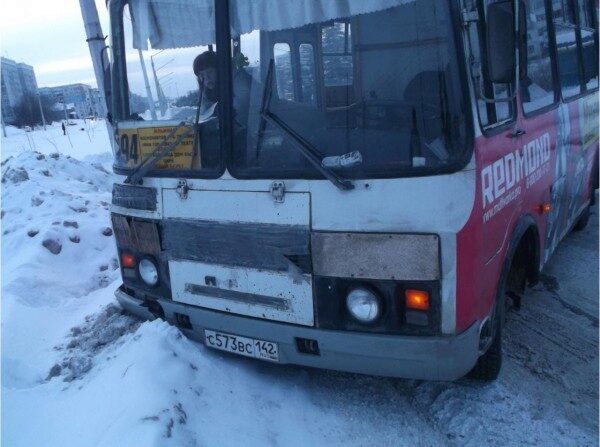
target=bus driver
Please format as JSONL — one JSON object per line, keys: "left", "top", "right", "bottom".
{"left": 193, "top": 51, "right": 219, "bottom": 118}
{"left": 193, "top": 50, "right": 252, "bottom": 127}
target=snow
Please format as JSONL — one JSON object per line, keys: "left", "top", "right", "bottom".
{"left": 139, "top": 105, "right": 193, "bottom": 121}
{"left": 1, "top": 124, "right": 598, "bottom": 446}
{"left": 2, "top": 119, "right": 112, "bottom": 162}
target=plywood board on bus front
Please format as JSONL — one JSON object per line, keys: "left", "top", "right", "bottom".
{"left": 311, "top": 232, "right": 440, "bottom": 281}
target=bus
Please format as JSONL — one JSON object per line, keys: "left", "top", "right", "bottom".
{"left": 107, "top": 0, "right": 599, "bottom": 381}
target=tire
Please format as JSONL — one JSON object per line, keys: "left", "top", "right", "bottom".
{"left": 468, "top": 220, "right": 538, "bottom": 381}
{"left": 467, "top": 300, "right": 503, "bottom": 381}
{"left": 573, "top": 205, "right": 590, "bottom": 232}
{"left": 468, "top": 247, "right": 511, "bottom": 381}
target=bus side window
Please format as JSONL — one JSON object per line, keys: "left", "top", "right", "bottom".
{"left": 552, "top": 0, "right": 583, "bottom": 98}
{"left": 321, "top": 21, "right": 354, "bottom": 107}
{"left": 273, "top": 43, "right": 295, "bottom": 101}
{"left": 522, "top": 0, "right": 557, "bottom": 114}
{"left": 469, "top": 0, "right": 515, "bottom": 129}
{"left": 577, "top": 0, "right": 599, "bottom": 90}
{"left": 299, "top": 43, "right": 317, "bottom": 105}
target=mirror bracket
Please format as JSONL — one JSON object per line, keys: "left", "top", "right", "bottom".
{"left": 461, "top": 9, "right": 479, "bottom": 27}
{"left": 473, "top": 75, "right": 517, "bottom": 104}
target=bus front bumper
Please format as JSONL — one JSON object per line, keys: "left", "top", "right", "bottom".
{"left": 116, "top": 287, "right": 480, "bottom": 381}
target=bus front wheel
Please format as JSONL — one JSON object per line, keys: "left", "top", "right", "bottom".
{"left": 573, "top": 205, "right": 591, "bottom": 232}
{"left": 468, "top": 238, "right": 516, "bottom": 381}
{"left": 468, "top": 222, "right": 539, "bottom": 381}
{"left": 467, "top": 297, "right": 503, "bottom": 381}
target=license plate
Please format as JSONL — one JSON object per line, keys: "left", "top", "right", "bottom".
{"left": 204, "top": 330, "right": 279, "bottom": 362}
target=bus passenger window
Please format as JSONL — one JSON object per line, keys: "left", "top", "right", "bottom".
{"left": 522, "top": 0, "right": 557, "bottom": 113}
{"left": 274, "top": 43, "right": 295, "bottom": 101}
{"left": 299, "top": 44, "right": 317, "bottom": 105}
{"left": 578, "top": 0, "right": 599, "bottom": 90}
{"left": 552, "top": 0, "right": 582, "bottom": 98}
{"left": 322, "top": 22, "right": 354, "bottom": 107}
{"left": 578, "top": 0, "right": 592, "bottom": 27}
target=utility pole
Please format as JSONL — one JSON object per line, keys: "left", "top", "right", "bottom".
{"left": 79, "top": 0, "right": 113, "bottom": 145}
{"left": 150, "top": 52, "right": 168, "bottom": 116}
{"left": 138, "top": 49, "right": 157, "bottom": 120}
{"left": 37, "top": 93, "right": 47, "bottom": 130}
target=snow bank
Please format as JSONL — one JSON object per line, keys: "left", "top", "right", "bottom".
{"left": 5, "top": 318, "right": 365, "bottom": 446}
{"left": 1, "top": 119, "right": 112, "bottom": 161}
{"left": 1, "top": 151, "right": 119, "bottom": 389}
{"left": 1, "top": 151, "right": 116, "bottom": 303}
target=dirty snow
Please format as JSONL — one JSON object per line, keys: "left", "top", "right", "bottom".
{"left": 1, "top": 124, "right": 598, "bottom": 446}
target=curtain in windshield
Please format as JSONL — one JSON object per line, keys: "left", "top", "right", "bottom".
{"left": 130, "top": 0, "right": 413, "bottom": 49}
{"left": 229, "top": 0, "right": 468, "bottom": 179}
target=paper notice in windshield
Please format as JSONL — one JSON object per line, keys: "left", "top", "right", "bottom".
{"left": 118, "top": 126, "right": 197, "bottom": 170}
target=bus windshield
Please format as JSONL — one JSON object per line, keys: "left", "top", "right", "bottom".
{"left": 230, "top": 0, "right": 469, "bottom": 179}
{"left": 112, "top": 0, "right": 470, "bottom": 179}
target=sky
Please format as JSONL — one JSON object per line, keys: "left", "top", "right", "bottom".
{"left": 0, "top": 0, "right": 262, "bottom": 99}
{"left": 1, "top": 0, "right": 218, "bottom": 99}
{"left": 1, "top": 0, "right": 216, "bottom": 99}
{"left": 1, "top": 0, "right": 110, "bottom": 88}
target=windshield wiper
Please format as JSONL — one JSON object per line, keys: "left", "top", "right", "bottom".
{"left": 191, "top": 79, "right": 205, "bottom": 155}
{"left": 125, "top": 121, "right": 194, "bottom": 185}
{"left": 256, "top": 60, "right": 354, "bottom": 191}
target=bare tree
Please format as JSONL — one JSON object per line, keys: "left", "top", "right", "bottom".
{"left": 12, "top": 94, "right": 61, "bottom": 128}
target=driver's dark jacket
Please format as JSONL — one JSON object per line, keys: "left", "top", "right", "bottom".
{"left": 198, "top": 68, "right": 253, "bottom": 168}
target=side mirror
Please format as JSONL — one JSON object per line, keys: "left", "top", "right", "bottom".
{"left": 103, "top": 64, "right": 113, "bottom": 122}
{"left": 100, "top": 45, "right": 113, "bottom": 122}
{"left": 486, "top": 0, "right": 516, "bottom": 84}
{"left": 517, "top": 2, "right": 528, "bottom": 80}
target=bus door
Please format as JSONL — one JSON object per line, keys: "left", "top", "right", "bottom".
{"left": 319, "top": 20, "right": 357, "bottom": 129}
{"left": 259, "top": 27, "right": 321, "bottom": 106}
{"left": 517, "top": 0, "right": 563, "bottom": 264}
{"left": 542, "top": 0, "right": 599, "bottom": 261}
{"left": 261, "top": 21, "right": 358, "bottom": 133}
{"left": 462, "top": 0, "right": 525, "bottom": 262}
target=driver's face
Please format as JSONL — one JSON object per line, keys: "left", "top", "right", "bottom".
{"left": 199, "top": 67, "right": 217, "bottom": 90}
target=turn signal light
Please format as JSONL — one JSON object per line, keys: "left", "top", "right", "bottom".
{"left": 121, "top": 252, "right": 135, "bottom": 268}
{"left": 405, "top": 289, "right": 429, "bottom": 311}
{"left": 539, "top": 202, "right": 552, "bottom": 214}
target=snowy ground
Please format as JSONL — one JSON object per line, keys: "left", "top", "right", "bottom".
{"left": 2, "top": 120, "right": 112, "bottom": 161}
{"left": 1, "top": 123, "right": 598, "bottom": 446}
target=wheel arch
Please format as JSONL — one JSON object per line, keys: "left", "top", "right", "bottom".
{"left": 478, "top": 214, "right": 541, "bottom": 350}
{"left": 503, "top": 214, "right": 541, "bottom": 294}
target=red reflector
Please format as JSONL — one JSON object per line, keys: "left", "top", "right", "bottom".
{"left": 405, "top": 289, "right": 430, "bottom": 311}
{"left": 121, "top": 252, "right": 135, "bottom": 268}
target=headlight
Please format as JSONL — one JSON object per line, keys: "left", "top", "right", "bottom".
{"left": 346, "top": 287, "right": 381, "bottom": 323}
{"left": 138, "top": 258, "right": 159, "bottom": 287}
